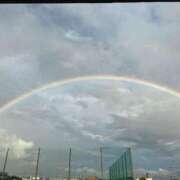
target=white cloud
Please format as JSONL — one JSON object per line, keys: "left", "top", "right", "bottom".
{"left": 134, "top": 167, "right": 170, "bottom": 177}
{"left": 65, "top": 30, "right": 92, "bottom": 42}
{"left": 81, "top": 130, "right": 107, "bottom": 142}
{"left": 75, "top": 166, "right": 99, "bottom": 175}
{"left": 117, "top": 87, "right": 131, "bottom": 94}
{"left": 0, "top": 129, "right": 34, "bottom": 159}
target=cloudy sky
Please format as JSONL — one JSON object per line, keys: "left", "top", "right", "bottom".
{"left": 0, "top": 3, "right": 180, "bottom": 178}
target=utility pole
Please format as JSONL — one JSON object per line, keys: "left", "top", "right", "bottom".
{"left": 100, "top": 147, "right": 103, "bottom": 179}
{"left": 3, "top": 148, "right": 9, "bottom": 174}
{"left": 35, "top": 148, "right": 40, "bottom": 180}
{"left": 68, "top": 148, "right": 72, "bottom": 180}
{"left": 0, "top": 148, "right": 3, "bottom": 173}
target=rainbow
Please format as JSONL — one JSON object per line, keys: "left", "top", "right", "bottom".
{"left": 0, "top": 75, "right": 180, "bottom": 113}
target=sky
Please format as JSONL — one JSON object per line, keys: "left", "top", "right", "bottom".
{"left": 0, "top": 3, "right": 180, "bottom": 179}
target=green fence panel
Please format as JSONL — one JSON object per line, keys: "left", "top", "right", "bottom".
{"left": 109, "top": 148, "right": 134, "bottom": 180}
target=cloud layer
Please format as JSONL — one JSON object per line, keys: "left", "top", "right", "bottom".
{"left": 0, "top": 129, "right": 34, "bottom": 159}
{"left": 0, "top": 3, "right": 180, "bottom": 178}
{"left": 0, "top": 80, "right": 180, "bottom": 177}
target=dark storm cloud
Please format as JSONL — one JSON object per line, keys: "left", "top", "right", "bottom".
{"left": 26, "top": 5, "right": 98, "bottom": 40}
{"left": 0, "top": 3, "right": 180, "bottom": 108}
{"left": 107, "top": 99, "right": 180, "bottom": 172}
{"left": 0, "top": 4, "right": 179, "bottom": 102}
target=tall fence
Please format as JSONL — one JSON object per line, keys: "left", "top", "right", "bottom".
{"left": 109, "top": 148, "right": 134, "bottom": 180}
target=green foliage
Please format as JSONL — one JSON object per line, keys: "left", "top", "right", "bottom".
{"left": 0, "top": 172, "right": 22, "bottom": 180}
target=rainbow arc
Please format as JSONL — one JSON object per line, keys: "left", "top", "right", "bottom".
{"left": 0, "top": 75, "right": 180, "bottom": 113}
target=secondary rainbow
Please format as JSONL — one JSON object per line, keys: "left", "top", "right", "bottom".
{"left": 0, "top": 75, "right": 180, "bottom": 113}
